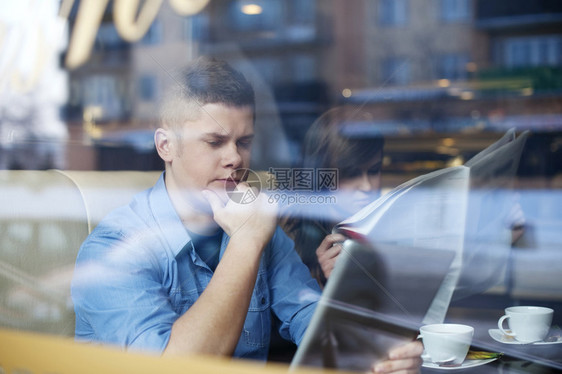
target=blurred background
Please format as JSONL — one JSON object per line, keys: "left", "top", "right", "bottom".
{"left": 0, "top": 0, "right": 561, "bottom": 348}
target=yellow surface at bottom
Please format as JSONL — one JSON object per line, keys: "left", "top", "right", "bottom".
{"left": 0, "top": 328, "right": 350, "bottom": 374}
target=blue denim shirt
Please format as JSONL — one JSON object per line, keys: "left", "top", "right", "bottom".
{"left": 71, "top": 174, "right": 321, "bottom": 360}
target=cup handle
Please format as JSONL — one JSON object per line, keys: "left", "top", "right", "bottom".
{"left": 416, "top": 334, "right": 429, "bottom": 360}
{"left": 498, "top": 315, "right": 516, "bottom": 336}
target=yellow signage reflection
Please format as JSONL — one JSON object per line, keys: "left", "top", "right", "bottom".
{"left": 63, "top": 0, "right": 210, "bottom": 69}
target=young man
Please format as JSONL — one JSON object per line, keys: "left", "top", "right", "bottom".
{"left": 71, "top": 57, "right": 422, "bottom": 373}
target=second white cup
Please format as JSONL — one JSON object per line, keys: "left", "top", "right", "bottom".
{"left": 498, "top": 306, "right": 553, "bottom": 343}
{"left": 419, "top": 324, "right": 474, "bottom": 366}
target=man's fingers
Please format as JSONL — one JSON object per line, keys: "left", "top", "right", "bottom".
{"left": 201, "top": 190, "right": 225, "bottom": 214}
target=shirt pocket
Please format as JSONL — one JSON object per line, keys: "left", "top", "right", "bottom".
{"left": 243, "top": 270, "right": 271, "bottom": 348}
{"left": 169, "top": 286, "right": 198, "bottom": 315}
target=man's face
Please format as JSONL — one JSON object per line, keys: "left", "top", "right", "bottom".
{"left": 163, "top": 103, "right": 254, "bottom": 206}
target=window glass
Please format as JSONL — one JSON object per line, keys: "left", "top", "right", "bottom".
{"left": 184, "top": 13, "right": 209, "bottom": 41}
{"left": 2, "top": 1, "right": 562, "bottom": 372}
{"left": 95, "top": 24, "right": 125, "bottom": 50}
{"left": 290, "top": 0, "right": 315, "bottom": 25}
{"left": 502, "top": 35, "right": 562, "bottom": 68}
{"left": 138, "top": 75, "right": 158, "bottom": 101}
{"left": 437, "top": 53, "right": 470, "bottom": 80}
{"left": 378, "top": 0, "right": 409, "bottom": 26}
{"left": 381, "top": 57, "right": 411, "bottom": 85}
{"left": 140, "top": 20, "right": 162, "bottom": 45}
{"left": 440, "top": 0, "right": 471, "bottom": 22}
{"left": 291, "top": 54, "right": 317, "bottom": 83}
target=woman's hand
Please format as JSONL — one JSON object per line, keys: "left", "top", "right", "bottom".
{"left": 315, "top": 233, "right": 347, "bottom": 278}
{"left": 372, "top": 340, "right": 424, "bottom": 374}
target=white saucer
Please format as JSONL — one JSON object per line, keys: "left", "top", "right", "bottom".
{"left": 422, "top": 355, "right": 497, "bottom": 370}
{"left": 488, "top": 329, "right": 562, "bottom": 345}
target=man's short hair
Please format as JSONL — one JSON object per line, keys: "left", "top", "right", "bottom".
{"left": 160, "top": 57, "right": 255, "bottom": 129}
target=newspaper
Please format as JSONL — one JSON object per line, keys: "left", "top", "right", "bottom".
{"left": 334, "top": 129, "right": 529, "bottom": 324}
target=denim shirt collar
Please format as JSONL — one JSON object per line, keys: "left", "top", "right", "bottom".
{"left": 148, "top": 173, "right": 192, "bottom": 257}
{"left": 147, "top": 173, "right": 232, "bottom": 261}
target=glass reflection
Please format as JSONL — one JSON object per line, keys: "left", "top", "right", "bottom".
{"left": 0, "top": 0, "right": 561, "bottom": 372}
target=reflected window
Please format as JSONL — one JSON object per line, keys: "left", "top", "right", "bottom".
{"left": 291, "top": 54, "right": 317, "bottom": 83}
{"left": 378, "top": 0, "right": 409, "bottom": 27}
{"left": 286, "top": 0, "right": 317, "bottom": 41}
{"left": 290, "top": 0, "right": 316, "bottom": 24}
{"left": 437, "top": 53, "right": 470, "bottom": 80}
{"left": 138, "top": 75, "right": 158, "bottom": 101}
{"left": 184, "top": 14, "right": 209, "bottom": 41}
{"left": 381, "top": 57, "right": 411, "bottom": 85}
{"left": 440, "top": 0, "right": 471, "bottom": 23}
{"left": 501, "top": 35, "right": 562, "bottom": 68}
{"left": 141, "top": 20, "right": 162, "bottom": 45}
{"left": 95, "top": 24, "right": 125, "bottom": 50}
{"left": 82, "top": 75, "right": 125, "bottom": 120}
{"left": 252, "top": 57, "right": 283, "bottom": 84}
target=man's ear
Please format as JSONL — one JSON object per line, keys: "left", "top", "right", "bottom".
{"left": 154, "top": 128, "right": 174, "bottom": 162}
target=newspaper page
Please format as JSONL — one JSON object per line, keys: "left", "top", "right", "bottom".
{"left": 454, "top": 130, "right": 529, "bottom": 299}
{"left": 333, "top": 129, "right": 529, "bottom": 324}
{"left": 335, "top": 166, "right": 470, "bottom": 325}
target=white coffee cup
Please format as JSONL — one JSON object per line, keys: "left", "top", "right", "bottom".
{"left": 419, "top": 324, "right": 474, "bottom": 366}
{"left": 498, "top": 306, "right": 553, "bottom": 343}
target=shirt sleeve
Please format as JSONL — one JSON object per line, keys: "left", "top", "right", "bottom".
{"left": 71, "top": 228, "right": 177, "bottom": 353}
{"left": 266, "top": 226, "right": 322, "bottom": 345}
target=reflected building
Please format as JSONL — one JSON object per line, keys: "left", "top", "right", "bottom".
{"left": 335, "top": 0, "right": 562, "bottom": 181}
{"left": 340, "top": 0, "right": 562, "bottom": 127}
{"left": 198, "top": 0, "right": 332, "bottom": 168}
{"left": 65, "top": 2, "right": 200, "bottom": 170}
{"left": 65, "top": 0, "right": 332, "bottom": 170}
{"left": 475, "top": 0, "right": 562, "bottom": 180}
{"left": 63, "top": 0, "right": 562, "bottom": 178}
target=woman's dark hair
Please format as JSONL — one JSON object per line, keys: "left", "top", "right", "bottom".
{"left": 302, "top": 106, "right": 385, "bottom": 179}
{"left": 281, "top": 106, "right": 385, "bottom": 286}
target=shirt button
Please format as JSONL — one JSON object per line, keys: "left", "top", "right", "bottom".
{"left": 261, "top": 297, "right": 266, "bottom": 305}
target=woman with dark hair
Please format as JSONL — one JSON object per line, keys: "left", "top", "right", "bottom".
{"left": 282, "top": 106, "right": 385, "bottom": 286}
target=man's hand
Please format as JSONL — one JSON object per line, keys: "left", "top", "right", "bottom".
{"left": 372, "top": 340, "right": 424, "bottom": 374}
{"left": 203, "top": 182, "right": 277, "bottom": 246}
{"left": 316, "top": 233, "right": 346, "bottom": 278}
{"left": 165, "top": 183, "right": 278, "bottom": 357}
